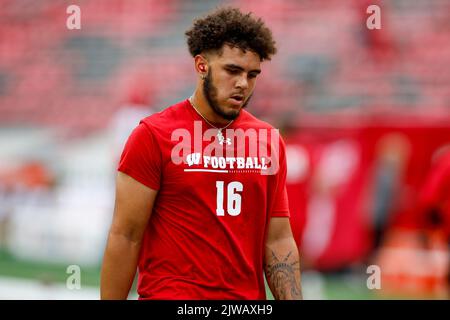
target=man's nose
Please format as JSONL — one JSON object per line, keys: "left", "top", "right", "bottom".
{"left": 235, "top": 75, "right": 249, "bottom": 90}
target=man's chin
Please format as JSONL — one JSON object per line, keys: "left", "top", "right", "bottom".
{"left": 221, "top": 110, "right": 240, "bottom": 121}
{"left": 211, "top": 103, "right": 242, "bottom": 121}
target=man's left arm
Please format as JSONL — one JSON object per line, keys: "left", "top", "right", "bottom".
{"left": 264, "top": 217, "right": 303, "bottom": 300}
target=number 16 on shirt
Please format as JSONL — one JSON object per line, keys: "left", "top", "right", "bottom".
{"left": 216, "top": 181, "right": 243, "bottom": 216}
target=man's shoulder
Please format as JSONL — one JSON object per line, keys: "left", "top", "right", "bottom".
{"left": 239, "top": 109, "right": 277, "bottom": 131}
{"left": 238, "top": 110, "right": 286, "bottom": 150}
{"left": 140, "top": 99, "right": 189, "bottom": 131}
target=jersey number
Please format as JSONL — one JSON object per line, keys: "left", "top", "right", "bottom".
{"left": 216, "top": 181, "right": 243, "bottom": 216}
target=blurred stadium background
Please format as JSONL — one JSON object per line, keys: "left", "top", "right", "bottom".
{"left": 0, "top": 0, "right": 449, "bottom": 299}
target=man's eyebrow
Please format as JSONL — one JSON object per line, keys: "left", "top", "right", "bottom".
{"left": 224, "top": 64, "right": 261, "bottom": 74}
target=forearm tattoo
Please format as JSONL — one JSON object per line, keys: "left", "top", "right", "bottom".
{"left": 265, "top": 250, "right": 303, "bottom": 300}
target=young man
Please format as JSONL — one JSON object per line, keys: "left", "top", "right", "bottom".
{"left": 101, "top": 7, "right": 302, "bottom": 300}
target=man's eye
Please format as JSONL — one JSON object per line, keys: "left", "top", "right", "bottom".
{"left": 227, "top": 69, "right": 240, "bottom": 74}
{"left": 248, "top": 73, "right": 258, "bottom": 79}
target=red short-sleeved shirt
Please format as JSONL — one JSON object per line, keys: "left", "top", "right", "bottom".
{"left": 417, "top": 152, "right": 450, "bottom": 237}
{"left": 118, "top": 99, "right": 290, "bottom": 299}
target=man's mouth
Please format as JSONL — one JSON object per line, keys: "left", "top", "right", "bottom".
{"left": 229, "top": 94, "right": 244, "bottom": 105}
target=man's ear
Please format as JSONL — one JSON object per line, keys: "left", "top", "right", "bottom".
{"left": 194, "top": 55, "right": 209, "bottom": 77}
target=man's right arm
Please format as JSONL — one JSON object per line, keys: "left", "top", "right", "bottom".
{"left": 100, "top": 171, "right": 158, "bottom": 299}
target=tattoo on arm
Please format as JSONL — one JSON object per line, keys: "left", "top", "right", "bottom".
{"left": 265, "top": 250, "right": 303, "bottom": 300}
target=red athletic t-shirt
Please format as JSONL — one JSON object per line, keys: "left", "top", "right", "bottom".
{"left": 118, "top": 99, "right": 290, "bottom": 299}
{"left": 416, "top": 152, "right": 450, "bottom": 237}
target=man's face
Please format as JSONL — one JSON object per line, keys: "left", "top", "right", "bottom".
{"left": 203, "top": 45, "right": 261, "bottom": 120}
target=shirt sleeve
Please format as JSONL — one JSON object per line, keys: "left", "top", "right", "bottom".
{"left": 270, "top": 135, "right": 290, "bottom": 217}
{"left": 117, "top": 121, "right": 162, "bottom": 190}
{"left": 419, "top": 157, "right": 450, "bottom": 207}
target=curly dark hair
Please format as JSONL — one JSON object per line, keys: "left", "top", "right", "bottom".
{"left": 185, "top": 7, "right": 277, "bottom": 61}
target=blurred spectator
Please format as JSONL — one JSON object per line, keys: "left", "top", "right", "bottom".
{"left": 370, "top": 133, "right": 411, "bottom": 248}
{"left": 415, "top": 145, "right": 450, "bottom": 241}
{"left": 108, "top": 73, "right": 155, "bottom": 161}
{"left": 373, "top": 144, "right": 450, "bottom": 299}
